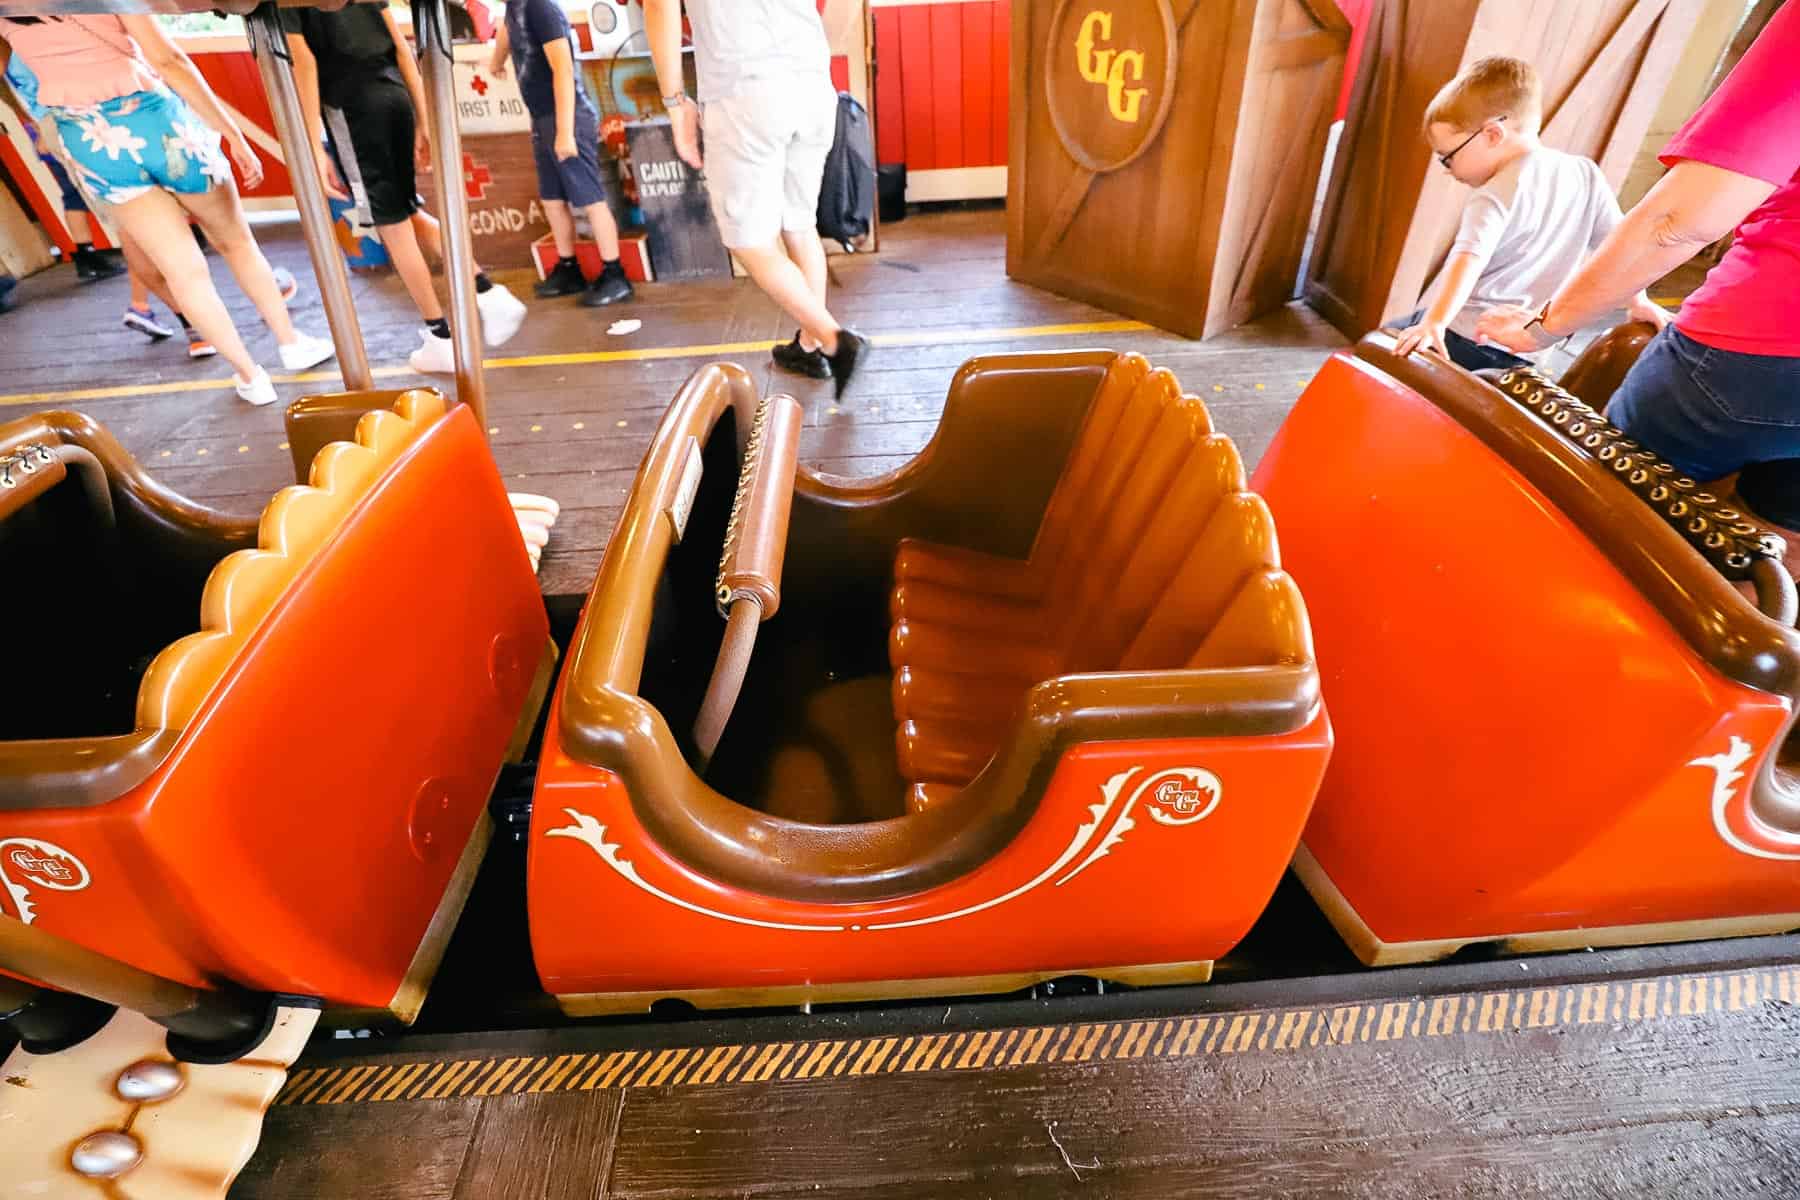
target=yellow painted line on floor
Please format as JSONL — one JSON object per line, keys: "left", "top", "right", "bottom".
{"left": 0, "top": 319, "right": 1155, "bottom": 411}
{"left": 276, "top": 963, "right": 1800, "bottom": 1107}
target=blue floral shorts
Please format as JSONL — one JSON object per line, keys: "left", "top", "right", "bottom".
{"left": 50, "top": 87, "right": 231, "bottom": 206}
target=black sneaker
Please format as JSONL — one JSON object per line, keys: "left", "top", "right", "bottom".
{"left": 581, "top": 261, "right": 634, "bottom": 307}
{"left": 534, "top": 259, "right": 586, "bottom": 298}
{"left": 826, "top": 328, "right": 868, "bottom": 398}
{"left": 73, "top": 249, "right": 125, "bottom": 282}
{"left": 771, "top": 332, "right": 832, "bottom": 380}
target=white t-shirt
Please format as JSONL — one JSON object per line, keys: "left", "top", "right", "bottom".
{"left": 682, "top": 0, "right": 831, "bottom": 103}
{"left": 1435, "top": 147, "right": 1623, "bottom": 343}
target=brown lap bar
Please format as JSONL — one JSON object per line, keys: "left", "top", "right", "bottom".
{"left": 695, "top": 394, "right": 804, "bottom": 763}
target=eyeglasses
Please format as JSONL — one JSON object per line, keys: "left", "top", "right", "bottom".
{"left": 1439, "top": 116, "right": 1504, "bottom": 169}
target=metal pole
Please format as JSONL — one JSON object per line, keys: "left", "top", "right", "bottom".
{"left": 246, "top": 3, "right": 374, "bottom": 393}
{"left": 415, "top": 0, "right": 488, "bottom": 426}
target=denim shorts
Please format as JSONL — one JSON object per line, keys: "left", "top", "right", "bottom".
{"left": 529, "top": 102, "right": 606, "bottom": 210}
{"left": 1609, "top": 325, "right": 1800, "bottom": 526}
{"left": 50, "top": 87, "right": 230, "bottom": 207}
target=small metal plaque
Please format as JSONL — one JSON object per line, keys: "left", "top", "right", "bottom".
{"left": 668, "top": 437, "right": 704, "bottom": 541}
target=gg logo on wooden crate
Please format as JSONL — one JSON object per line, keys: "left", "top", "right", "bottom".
{"left": 1046, "top": 0, "right": 1176, "bottom": 171}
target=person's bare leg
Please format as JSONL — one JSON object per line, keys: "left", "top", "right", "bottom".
{"left": 119, "top": 232, "right": 176, "bottom": 311}
{"left": 407, "top": 208, "right": 485, "bottom": 278}
{"left": 780, "top": 228, "right": 829, "bottom": 350}
{"left": 111, "top": 189, "right": 259, "bottom": 380}
{"left": 733, "top": 241, "right": 840, "bottom": 352}
{"left": 377, "top": 217, "right": 445, "bottom": 322}
{"left": 581, "top": 201, "right": 621, "bottom": 259}
{"left": 175, "top": 183, "right": 300, "bottom": 344}
{"left": 542, "top": 199, "right": 577, "bottom": 258}
{"left": 64, "top": 209, "right": 94, "bottom": 245}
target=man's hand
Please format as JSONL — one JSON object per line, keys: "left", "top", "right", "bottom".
{"left": 313, "top": 147, "right": 349, "bottom": 201}
{"left": 1473, "top": 303, "right": 1553, "bottom": 354}
{"left": 489, "top": 54, "right": 508, "bottom": 79}
{"left": 230, "top": 137, "right": 265, "bottom": 190}
{"left": 1629, "top": 294, "right": 1674, "bottom": 332}
{"left": 554, "top": 129, "right": 578, "bottom": 162}
{"left": 1393, "top": 320, "right": 1450, "bottom": 360}
{"left": 669, "top": 97, "right": 701, "bottom": 170}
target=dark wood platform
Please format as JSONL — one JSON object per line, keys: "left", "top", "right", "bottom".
{"left": 236, "top": 942, "right": 1800, "bottom": 1198}
{"left": 0, "top": 206, "right": 1346, "bottom": 597}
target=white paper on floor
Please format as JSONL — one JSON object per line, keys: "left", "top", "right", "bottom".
{"left": 608, "top": 319, "right": 642, "bottom": 337}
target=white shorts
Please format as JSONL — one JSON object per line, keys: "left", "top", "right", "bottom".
{"left": 701, "top": 76, "right": 837, "bottom": 250}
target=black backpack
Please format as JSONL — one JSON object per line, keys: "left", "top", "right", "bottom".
{"left": 817, "top": 91, "right": 876, "bottom": 250}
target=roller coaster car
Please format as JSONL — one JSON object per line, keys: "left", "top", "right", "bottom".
{"left": 529, "top": 352, "right": 1334, "bottom": 1015}
{"left": 0, "top": 391, "right": 551, "bottom": 1021}
{"left": 1255, "top": 329, "right": 1800, "bottom": 967}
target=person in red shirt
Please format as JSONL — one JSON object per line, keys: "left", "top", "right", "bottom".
{"left": 1478, "top": 5, "right": 1800, "bottom": 525}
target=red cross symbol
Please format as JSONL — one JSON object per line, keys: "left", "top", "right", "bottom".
{"left": 463, "top": 154, "right": 492, "bottom": 201}
{"left": 470, "top": 73, "right": 489, "bottom": 97}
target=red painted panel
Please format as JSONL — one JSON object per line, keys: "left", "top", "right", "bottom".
{"left": 961, "top": 2, "right": 993, "bottom": 167}
{"left": 873, "top": 9, "right": 906, "bottom": 165}
{"left": 928, "top": 5, "right": 964, "bottom": 170}
{"left": 830, "top": 53, "right": 851, "bottom": 92}
{"left": 190, "top": 49, "right": 293, "bottom": 200}
{"left": 1334, "top": 0, "right": 1374, "bottom": 122}
{"left": 897, "top": 7, "right": 936, "bottom": 171}
{"left": 992, "top": 0, "right": 1011, "bottom": 168}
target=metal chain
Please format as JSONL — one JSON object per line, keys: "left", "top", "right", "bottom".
{"left": 1491, "top": 366, "right": 1786, "bottom": 579}
{"left": 715, "top": 397, "right": 772, "bottom": 615}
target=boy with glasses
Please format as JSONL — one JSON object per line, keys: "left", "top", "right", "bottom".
{"left": 1392, "top": 56, "right": 1666, "bottom": 371}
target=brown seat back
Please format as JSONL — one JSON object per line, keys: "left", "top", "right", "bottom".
{"left": 1122, "top": 491, "right": 1278, "bottom": 671}
{"left": 1025, "top": 353, "right": 1153, "bottom": 579}
{"left": 1558, "top": 320, "right": 1658, "bottom": 414}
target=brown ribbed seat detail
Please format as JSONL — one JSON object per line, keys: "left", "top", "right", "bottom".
{"left": 888, "top": 356, "right": 1313, "bottom": 791}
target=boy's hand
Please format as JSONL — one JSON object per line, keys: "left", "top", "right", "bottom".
{"left": 554, "top": 129, "right": 578, "bottom": 162}
{"left": 1394, "top": 320, "right": 1450, "bottom": 361}
{"left": 1474, "top": 303, "right": 1548, "bottom": 353}
{"left": 1629, "top": 295, "right": 1673, "bottom": 332}
{"left": 670, "top": 98, "right": 702, "bottom": 170}
{"left": 313, "top": 147, "right": 349, "bottom": 201}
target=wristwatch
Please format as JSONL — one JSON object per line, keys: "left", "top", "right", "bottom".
{"left": 1522, "top": 299, "right": 1570, "bottom": 350}
{"left": 662, "top": 91, "right": 692, "bottom": 109}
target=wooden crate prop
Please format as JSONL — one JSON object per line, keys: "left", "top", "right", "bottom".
{"left": 1007, "top": 0, "right": 1349, "bottom": 339}
{"left": 1305, "top": 0, "right": 1704, "bottom": 339}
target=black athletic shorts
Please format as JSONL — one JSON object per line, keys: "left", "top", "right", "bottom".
{"left": 329, "top": 75, "right": 421, "bottom": 227}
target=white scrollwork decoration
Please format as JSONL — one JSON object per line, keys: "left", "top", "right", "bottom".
{"left": 545, "top": 764, "right": 1221, "bottom": 931}
{"left": 1691, "top": 735, "right": 1800, "bottom": 863}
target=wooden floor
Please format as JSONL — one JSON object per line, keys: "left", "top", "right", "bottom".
{"left": 0, "top": 206, "right": 1346, "bottom": 597}
{"left": 236, "top": 942, "right": 1800, "bottom": 1199}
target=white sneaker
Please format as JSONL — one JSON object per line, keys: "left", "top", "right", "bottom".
{"left": 235, "top": 366, "right": 278, "bottom": 407}
{"left": 408, "top": 329, "right": 456, "bottom": 375}
{"left": 278, "top": 332, "right": 336, "bottom": 371}
{"left": 476, "top": 283, "right": 528, "bottom": 347}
